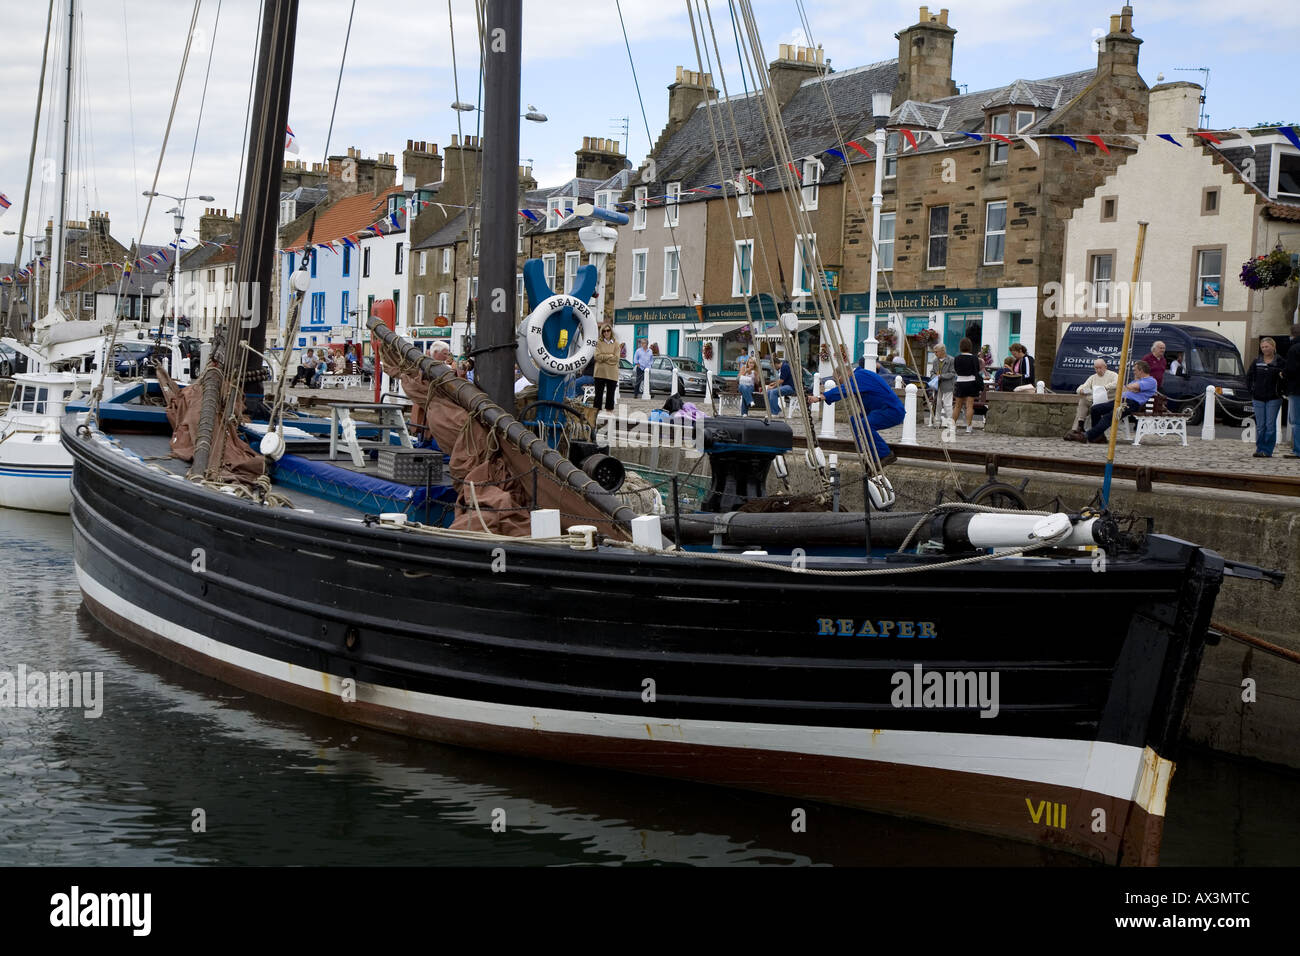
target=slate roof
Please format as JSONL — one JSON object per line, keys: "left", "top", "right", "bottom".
{"left": 413, "top": 209, "right": 471, "bottom": 250}
{"left": 640, "top": 60, "right": 1100, "bottom": 202}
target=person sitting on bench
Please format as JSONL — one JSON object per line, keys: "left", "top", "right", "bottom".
{"left": 1069, "top": 360, "right": 1156, "bottom": 444}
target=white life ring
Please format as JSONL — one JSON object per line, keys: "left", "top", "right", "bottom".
{"left": 522, "top": 294, "right": 598, "bottom": 377}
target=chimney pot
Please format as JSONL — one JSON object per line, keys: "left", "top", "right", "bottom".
{"left": 938, "top": 8, "right": 948, "bottom": 24}
{"left": 919, "top": 5, "right": 929, "bottom": 22}
{"left": 1109, "top": 13, "right": 1121, "bottom": 32}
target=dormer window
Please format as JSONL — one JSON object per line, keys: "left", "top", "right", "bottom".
{"left": 547, "top": 196, "right": 571, "bottom": 231}
{"left": 387, "top": 195, "right": 403, "bottom": 218}
{"left": 990, "top": 114, "right": 1011, "bottom": 164}
{"left": 280, "top": 200, "right": 295, "bottom": 226}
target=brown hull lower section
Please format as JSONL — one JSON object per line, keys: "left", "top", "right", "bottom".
{"left": 82, "top": 591, "right": 1165, "bottom": 865}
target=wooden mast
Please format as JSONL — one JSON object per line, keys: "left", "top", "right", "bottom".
{"left": 193, "top": 0, "right": 299, "bottom": 478}
{"left": 475, "top": 0, "right": 523, "bottom": 409}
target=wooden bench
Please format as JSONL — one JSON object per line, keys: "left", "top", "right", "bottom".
{"left": 1122, "top": 395, "right": 1187, "bottom": 446}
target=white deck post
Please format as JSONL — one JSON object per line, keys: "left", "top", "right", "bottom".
{"left": 900, "top": 383, "right": 918, "bottom": 445}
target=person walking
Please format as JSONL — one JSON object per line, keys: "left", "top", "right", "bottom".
{"left": 930, "top": 344, "right": 955, "bottom": 425}
{"left": 1246, "top": 337, "right": 1284, "bottom": 458}
{"left": 1284, "top": 325, "right": 1300, "bottom": 459}
{"left": 592, "top": 324, "right": 620, "bottom": 412}
{"left": 952, "top": 338, "right": 981, "bottom": 434}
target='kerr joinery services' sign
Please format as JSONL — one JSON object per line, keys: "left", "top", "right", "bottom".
{"left": 838, "top": 288, "right": 997, "bottom": 313}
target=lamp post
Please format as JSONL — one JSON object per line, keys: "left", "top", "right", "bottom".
{"left": 866, "top": 91, "right": 892, "bottom": 363}
{"left": 142, "top": 190, "right": 213, "bottom": 338}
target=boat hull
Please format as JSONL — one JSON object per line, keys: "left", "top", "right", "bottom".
{"left": 66, "top": 422, "right": 1222, "bottom": 865}
{"left": 0, "top": 434, "right": 73, "bottom": 513}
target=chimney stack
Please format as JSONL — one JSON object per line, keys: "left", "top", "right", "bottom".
{"left": 768, "top": 43, "right": 826, "bottom": 108}
{"left": 1096, "top": 4, "right": 1142, "bottom": 80}
{"left": 667, "top": 66, "right": 717, "bottom": 129}
{"left": 575, "top": 136, "right": 627, "bottom": 181}
{"left": 893, "top": 6, "right": 958, "bottom": 107}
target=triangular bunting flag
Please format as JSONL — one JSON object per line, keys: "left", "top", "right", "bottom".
{"left": 745, "top": 174, "right": 764, "bottom": 188}
{"left": 989, "top": 134, "right": 1014, "bottom": 145}
{"left": 1279, "top": 126, "right": 1300, "bottom": 151}
{"left": 1084, "top": 135, "right": 1110, "bottom": 154}
{"left": 389, "top": 213, "right": 401, "bottom": 228}
{"left": 787, "top": 162, "right": 802, "bottom": 181}
{"left": 1052, "top": 135, "right": 1077, "bottom": 151}
{"left": 1018, "top": 135, "right": 1040, "bottom": 156}
{"left": 1227, "top": 129, "right": 1255, "bottom": 151}
{"left": 1157, "top": 133, "right": 1182, "bottom": 147}
{"left": 1191, "top": 131, "right": 1222, "bottom": 145}
{"left": 927, "top": 131, "right": 946, "bottom": 148}
{"left": 825, "top": 147, "right": 846, "bottom": 162}
{"left": 961, "top": 132, "right": 984, "bottom": 142}
{"left": 846, "top": 140, "right": 871, "bottom": 156}
{"left": 900, "top": 129, "right": 918, "bottom": 151}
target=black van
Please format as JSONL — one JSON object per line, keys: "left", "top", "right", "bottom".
{"left": 1050, "top": 322, "right": 1250, "bottom": 424}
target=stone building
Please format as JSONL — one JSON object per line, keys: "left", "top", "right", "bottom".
{"left": 615, "top": 4, "right": 1153, "bottom": 380}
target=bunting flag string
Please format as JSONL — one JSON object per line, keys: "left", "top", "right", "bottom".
{"left": 1084, "top": 134, "right": 1110, "bottom": 155}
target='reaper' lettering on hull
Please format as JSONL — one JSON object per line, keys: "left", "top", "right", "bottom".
{"left": 817, "top": 618, "right": 937, "bottom": 638}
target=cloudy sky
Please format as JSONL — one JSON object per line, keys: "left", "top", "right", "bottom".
{"left": 1, "top": 0, "right": 1294, "bottom": 265}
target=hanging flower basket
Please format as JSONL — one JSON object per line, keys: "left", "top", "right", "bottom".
{"left": 838, "top": 343, "right": 850, "bottom": 364}
{"left": 874, "top": 327, "right": 897, "bottom": 351}
{"left": 702, "top": 341, "right": 713, "bottom": 360}
{"left": 1239, "top": 248, "right": 1298, "bottom": 290}
{"left": 917, "top": 328, "right": 940, "bottom": 348}
{"left": 818, "top": 343, "right": 830, "bottom": 362}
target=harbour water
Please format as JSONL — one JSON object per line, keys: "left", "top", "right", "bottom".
{"left": 1, "top": 509, "right": 1295, "bottom": 866}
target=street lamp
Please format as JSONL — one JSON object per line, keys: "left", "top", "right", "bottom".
{"left": 866, "top": 91, "right": 892, "bottom": 365}
{"left": 142, "top": 190, "right": 214, "bottom": 337}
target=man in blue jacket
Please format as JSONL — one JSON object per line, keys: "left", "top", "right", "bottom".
{"left": 1070, "top": 360, "right": 1156, "bottom": 444}
{"left": 810, "top": 366, "right": 905, "bottom": 465}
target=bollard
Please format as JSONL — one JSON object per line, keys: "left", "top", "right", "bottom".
{"left": 641, "top": 366, "right": 651, "bottom": 400}
{"left": 1035, "top": 380, "right": 1045, "bottom": 394}
{"left": 820, "top": 378, "right": 837, "bottom": 438}
{"left": 671, "top": 366, "right": 680, "bottom": 396}
{"left": 613, "top": 381, "right": 620, "bottom": 404}
{"left": 894, "top": 375, "right": 904, "bottom": 389}
{"left": 1201, "top": 385, "right": 1216, "bottom": 441}
{"left": 704, "top": 371, "right": 712, "bottom": 404}
{"left": 901, "top": 383, "right": 918, "bottom": 445}
{"left": 1277, "top": 404, "right": 1286, "bottom": 448}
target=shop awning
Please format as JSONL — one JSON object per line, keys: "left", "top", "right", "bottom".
{"left": 755, "top": 319, "right": 819, "bottom": 339}
{"left": 684, "top": 321, "right": 747, "bottom": 340}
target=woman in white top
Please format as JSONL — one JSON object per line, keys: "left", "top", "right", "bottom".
{"left": 737, "top": 357, "right": 758, "bottom": 416}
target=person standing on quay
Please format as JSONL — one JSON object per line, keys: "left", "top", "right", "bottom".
{"left": 952, "top": 338, "right": 981, "bottom": 434}
{"left": 633, "top": 338, "right": 653, "bottom": 395}
{"left": 1284, "top": 325, "right": 1300, "bottom": 459}
{"left": 592, "top": 324, "right": 620, "bottom": 412}
{"left": 1246, "top": 337, "right": 1284, "bottom": 458}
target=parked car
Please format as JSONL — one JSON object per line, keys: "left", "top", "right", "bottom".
{"left": 617, "top": 357, "right": 636, "bottom": 390}
{"left": 1050, "top": 321, "right": 1249, "bottom": 424}
{"left": 648, "top": 355, "right": 710, "bottom": 396}
{"left": 875, "top": 360, "right": 924, "bottom": 387}
{"left": 0, "top": 342, "right": 28, "bottom": 378}
{"left": 112, "top": 343, "right": 160, "bottom": 378}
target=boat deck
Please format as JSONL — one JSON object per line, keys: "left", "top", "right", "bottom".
{"left": 103, "top": 430, "right": 453, "bottom": 525}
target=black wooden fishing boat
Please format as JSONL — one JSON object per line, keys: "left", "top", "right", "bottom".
{"left": 63, "top": 0, "right": 1275, "bottom": 866}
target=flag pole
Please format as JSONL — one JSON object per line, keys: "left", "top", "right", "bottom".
{"left": 1101, "top": 220, "right": 1148, "bottom": 507}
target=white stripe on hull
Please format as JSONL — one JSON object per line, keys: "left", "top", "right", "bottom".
{"left": 75, "top": 563, "right": 1171, "bottom": 816}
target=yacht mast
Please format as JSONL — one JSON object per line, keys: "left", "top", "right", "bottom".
{"left": 476, "top": 0, "right": 523, "bottom": 409}
{"left": 47, "top": 0, "right": 74, "bottom": 324}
